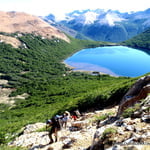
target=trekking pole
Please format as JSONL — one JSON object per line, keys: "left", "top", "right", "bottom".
{"left": 45, "top": 114, "right": 49, "bottom": 131}
{"left": 45, "top": 97, "right": 48, "bottom": 131}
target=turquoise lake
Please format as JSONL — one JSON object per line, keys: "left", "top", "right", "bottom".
{"left": 64, "top": 46, "right": 150, "bottom": 77}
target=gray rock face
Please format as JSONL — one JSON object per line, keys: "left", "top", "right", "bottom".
{"left": 89, "top": 116, "right": 150, "bottom": 150}
{"left": 117, "top": 75, "right": 150, "bottom": 116}
{"left": 23, "top": 123, "right": 46, "bottom": 134}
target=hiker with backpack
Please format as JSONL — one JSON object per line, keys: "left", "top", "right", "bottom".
{"left": 46, "top": 111, "right": 71, "bottom": 144}
{"left": 46, "top": 115, "right": 62, "bottom": 144}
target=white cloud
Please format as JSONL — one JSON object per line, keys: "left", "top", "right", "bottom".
{"left": 0, "top": 0, "right": 149, "bottom": 18}
{"left": 100, "top": 12, "right": 126, "bottom": 26}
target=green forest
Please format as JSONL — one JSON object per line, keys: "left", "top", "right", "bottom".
{"left": 0, "top": 33, "right": 144, "bottom": 147}
{"left": 122, "top": 28, "right": 150, "bottom": 50}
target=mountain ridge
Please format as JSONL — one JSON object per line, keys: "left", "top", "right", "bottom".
{"left": 0, "top": 11, "right": 70, "bottom": 42}
{"left": 45, "top": 8, "right": 150, "bottom": 42}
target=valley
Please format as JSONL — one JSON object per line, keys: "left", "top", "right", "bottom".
{"left": 0, "top": 9, "right": 149, "bottom": 150}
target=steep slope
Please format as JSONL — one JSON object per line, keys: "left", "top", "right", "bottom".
{"left": 45, "top": 9, "right": 150, "bottom": 42}
{"left": 1, "top": 33, "right": 132, "bottom": 148}
{"left": 0, "top": 11, "right": 146, "bottom": 149}
{"left": 6, "top": 86, "right": 150, "bottom": 150}
{"left": 122, "top": 28, "right": 150, "bottom": 50}
{"left": 0, "top": 11, "right": 69, "bottom": 42}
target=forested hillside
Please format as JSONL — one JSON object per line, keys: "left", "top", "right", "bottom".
{"left": 0, "top": 34, "right": 136, "bottom": 146}
{"left": 122, "top": 28, "right": 150, "bottom": 50}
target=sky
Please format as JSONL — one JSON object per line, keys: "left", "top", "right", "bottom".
{"left": 0, "top": 0, "right": 150, "bottom": 19}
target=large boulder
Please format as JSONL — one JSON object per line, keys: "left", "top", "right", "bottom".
{"left": 117, "top": 75, "right": 150, "bottom": 116}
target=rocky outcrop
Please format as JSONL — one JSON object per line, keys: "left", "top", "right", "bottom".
{"left": 88, "top": 117, "right": 150, "bottom": 150}
{"left": 117, "top": 75, "right": 150, "bottom": 116}
{"left": 8, "top": 119, "right": 95, "bottom": 150}
{"left": 0, "top": 34, "right": 21, "bottom": 48}
{"left": 89, "top": 93, "right": 150, "bottom": 150}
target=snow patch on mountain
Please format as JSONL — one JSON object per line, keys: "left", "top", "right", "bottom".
{"left": 65, "top": 11, "right": 98, "bottom": 25}
{"left": 83, "top": 11, "right": 98, "bottom": 24}
{"left": 100, "top": 12, "right": 126, "bottom": 26}
{"left": 61, "top": 10, "right": 126, "bottom": 26}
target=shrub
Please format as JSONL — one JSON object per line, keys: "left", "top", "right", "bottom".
{"left": 0, "top": 132, "right": 6, "bottom": 144}
{"left": 122, "top": 103, "right": 141, "bottom": 118}
{"left": 102, "top": 127, "right": 117, "bottom": 138}
{"left": 93, "top": 112, "right": 114, "bottom": 123}
{"left": 122, "top": 107, "right": 136, "bottom": 118}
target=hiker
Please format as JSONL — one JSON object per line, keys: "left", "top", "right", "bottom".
{"left": 71, "top": 109, "right": 81, "bottom": 121}
{"left": 71, "top": 111, "right": 78, "bottom": 121}
{"left": 74, "top": 109, "right": 81, "bottom": 118}
{"left": 62, "top": 111, "right": 71, "bottom": 128}
{"left": 46, "top": 116, "right": 62, "bottom": 144}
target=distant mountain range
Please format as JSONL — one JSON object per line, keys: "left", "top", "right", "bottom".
{"left": 44, "top": 9, "right": 150, "bottom": 42}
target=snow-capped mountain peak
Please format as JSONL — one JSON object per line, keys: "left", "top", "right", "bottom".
{"left": 64, "top": 11, "right": 98, "bottom": 25}
{"left": 45, "top": 8, "right": 150, "bottom": 42}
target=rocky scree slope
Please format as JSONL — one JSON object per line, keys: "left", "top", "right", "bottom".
{"left": 8, "top": 75, "right": 150, "bottom": 150}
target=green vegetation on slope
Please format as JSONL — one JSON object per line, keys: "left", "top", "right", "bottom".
{"left": 0, "top": 34, "right": 136, "bottom": 145}
{"left": 122, "top": 28, "right": 150, "bottom": 50}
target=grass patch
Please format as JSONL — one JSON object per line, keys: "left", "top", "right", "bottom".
{"left": 0, "top": 145, "right": 27, "bottom": 150}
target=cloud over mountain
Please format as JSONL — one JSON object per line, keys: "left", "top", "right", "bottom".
{"left": 45, "top": 9, "right": 150, "bottom": 42}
